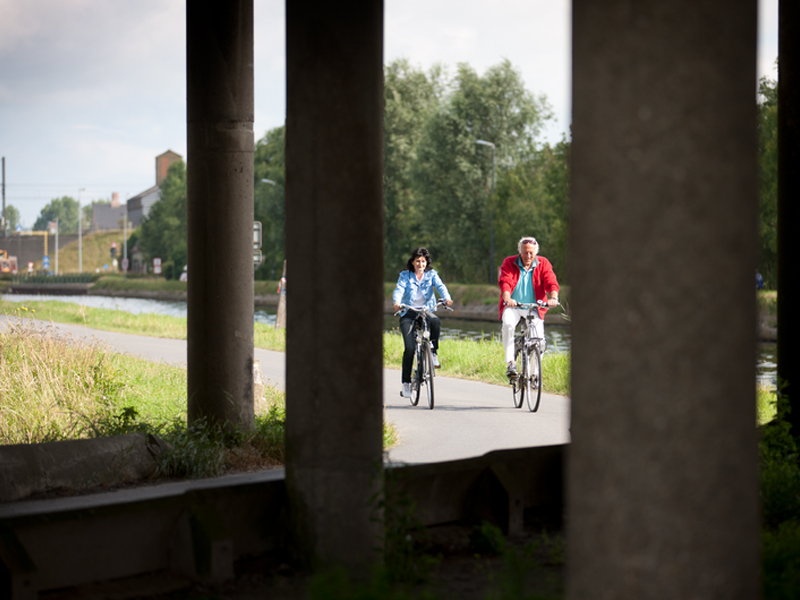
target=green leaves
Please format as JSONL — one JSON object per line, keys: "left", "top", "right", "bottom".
{"left": 33, "top": 196, "right": 80, "bottom": 233}
{"left": 137, "top": 160, "right": 187, "bottom": 279}
{"left": 385, "top": 58, "right": 561, "bottom": 283}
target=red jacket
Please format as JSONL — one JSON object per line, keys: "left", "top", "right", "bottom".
{"left": 498, "top": 254, "right": 560, "bottom": 320}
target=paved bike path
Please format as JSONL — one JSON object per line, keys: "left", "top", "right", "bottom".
{"left": 3, "top": 318, "right": 571, "bottom": 465}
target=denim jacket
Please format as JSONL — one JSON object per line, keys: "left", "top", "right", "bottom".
{"left": 392, "top": 269, "right": 451, "bottom": 317}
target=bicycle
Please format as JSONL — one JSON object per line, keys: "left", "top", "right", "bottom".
{"left": 395, "top": 299, "right": 453, "bottom": 410}
{"left": 508, "top": 300, "right": 555, "bottom": 412}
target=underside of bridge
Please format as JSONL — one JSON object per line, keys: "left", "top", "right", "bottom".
{"left": 1, "top": 0, "right": 787, "bottom": 597}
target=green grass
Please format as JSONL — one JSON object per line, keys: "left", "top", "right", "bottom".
{"left": 384, "top": 332, "right": 570, "bottom": 396}
{"left": 0, "top": 313, "right": 395, "bottom": 476}
{"left": 0, "top": 298, "right": 189, "bottom": 339}
{"left": 1, "top": 299, "right": 570, "bottom": 395}
{"left": 758, "top": 290, "right": 778, "bottom": 317}
{"left": 0, "top": 317, "right": 186, "bottom": 445}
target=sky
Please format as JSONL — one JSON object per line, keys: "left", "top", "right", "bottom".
{"left": 0, "top": 0, "right": 780, "bottom": 228}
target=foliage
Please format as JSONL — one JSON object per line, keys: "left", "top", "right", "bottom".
{"left": 26, "top": 230, "right": 128, "bottom": 274}
{"left": 33, "top": 196, "right": 79, "bottom": 233}
{"left": 0, "top": 317, "right": 184, "bottom": 444}
{"left": 760, "top": 384, "right": 800, "bottom": 598}
{"left": 410, "top": 60, "right": 553, "bottom": 283}
{"left": 251, "top": 59, "right": 565, "bottom": 285}
{"left": 137, "top": 160, "right": 187, "bottom": 279}
{"left": 758, "top": 76, "right": 778, "bottom": 290}
{"left": 254, "top": 125, "right": 286, "bottom": 280}
{"left": 3, "top": 204, "right": 20, "bottom": 230}
{"left": 383, "top": 59, "right": 449, "bottom": 278}
{"left": 494, "top": 139, "right": 570, "bottom": 282}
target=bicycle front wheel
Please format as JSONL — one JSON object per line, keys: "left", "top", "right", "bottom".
{"left": 512, "top": 348, "right": 524, "bottom": 409}
{"left": 526, "top": 345, "right": 543, "bottom": 412}
{"left": 424, "top": 343, "right": 435, "bottom": 409}
{"left": 411, "top": 344, "right": 422, "bottom": 406}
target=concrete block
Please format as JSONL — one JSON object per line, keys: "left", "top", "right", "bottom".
{"left": 0, "top": 433, "right": 168, "bottom": 502}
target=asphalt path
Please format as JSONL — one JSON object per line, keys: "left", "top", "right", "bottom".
{"left": 3, "top": 318, "right": 571, "bottom": 465}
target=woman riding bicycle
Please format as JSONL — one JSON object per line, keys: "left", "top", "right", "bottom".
{"left": 392, "top": 247, "right": 453, "bottom": 399}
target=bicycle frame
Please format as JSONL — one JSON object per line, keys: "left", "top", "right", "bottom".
{"left": 511, "top": 301, "right": 548, "bottom": 412}
{"left": 395, "top": 301, "right": 451, "bottom": 409}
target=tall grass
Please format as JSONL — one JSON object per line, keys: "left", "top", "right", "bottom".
{"left": 0, "top": 317, "right": 185, "bottom": 444}
{"left": 1, "top": 316, "right": 394, "bottom": 478}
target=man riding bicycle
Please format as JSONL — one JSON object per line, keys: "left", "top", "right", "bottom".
{"left": 499, "top": 237, "right": 560, "bottom": 379}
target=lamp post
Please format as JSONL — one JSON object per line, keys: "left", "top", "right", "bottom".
{"left": 476, "top": 139, "right": 496, "bottom": 284}
{"left": 78, "top": 188, "right": 85, "bottom": 273}
{"left": 123, "top": 200, "right": 128, "bottom": 278}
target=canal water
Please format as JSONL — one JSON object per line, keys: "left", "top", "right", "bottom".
{"left": 2, "top": 293, "right": 776, "bottom": 388}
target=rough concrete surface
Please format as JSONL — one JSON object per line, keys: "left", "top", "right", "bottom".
{"left": 0, "top": 433, "right": 168, "bottom": 502}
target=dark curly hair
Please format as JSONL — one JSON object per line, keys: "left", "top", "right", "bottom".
{"left": 405, "top": 247, "right": 433, "bottom": 272}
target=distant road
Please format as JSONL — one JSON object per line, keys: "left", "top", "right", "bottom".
{"left": 2, "top": 318, "right": 571, "bottom": 465}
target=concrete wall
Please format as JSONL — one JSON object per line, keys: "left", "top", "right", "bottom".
{"left": 0, "top": 235, "right": 79, "bottom": 270}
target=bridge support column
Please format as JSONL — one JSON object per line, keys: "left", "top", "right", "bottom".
{"left": 568, "top": 1, "right": 760, "bottom": 597}
{"left": 186, "top": 0, "right": 255, "bottom": 431}
{"left": 284, "top": 0, "right": 385, "bottom": 571}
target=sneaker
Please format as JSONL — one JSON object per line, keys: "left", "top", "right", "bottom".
{"left": 400, "top": 382, "right": 412, "bottom": 398}
{"left": 506, "top": 361, "right": 518, "bottom": 379}
{"left": 432, "top": 353, "right": 441, "bottom": 368}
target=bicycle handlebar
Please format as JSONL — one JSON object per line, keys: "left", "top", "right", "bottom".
{"left": 393, "top": 299, "right": 454, "bottom": 317}
{"left": 506, "top": 299, "right": 559, "bottom": 310}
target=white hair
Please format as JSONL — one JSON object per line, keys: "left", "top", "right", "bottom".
{"left": 518, "top": 236, "right": 539, "bottom": 255}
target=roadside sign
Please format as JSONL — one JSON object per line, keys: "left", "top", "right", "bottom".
{"left": 43, "top": 255, "right": 50, "bottom": 270}
{"left": 153, "top": 257, "right": 162, "bottom": 275}
{"left": 253, "top": 249, "right": 263, "bottom": 268}
{"left": 121, "top": 258, "right": 129, "bottom": 271}
{"left": 253, "top": 221, "right": 262, "bottom": 249}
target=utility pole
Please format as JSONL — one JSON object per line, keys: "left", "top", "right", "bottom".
{"left": 78, "top": 188, "right": 85, "bottom": 272}
{"left": 476, "top": 140, "right": 496, "bottom": 283}
{"left": 2, "top": 157, "right": 6, "bottom": 236}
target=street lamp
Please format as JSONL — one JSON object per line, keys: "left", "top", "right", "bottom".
{"left": 476, "top": 139, "right": 496, "bottom": 284}
{"left": 261, "top": 178, "right": 276, "bottom": 186}
{"left": 78, "top": 188, "right": 85, "bottom": 273}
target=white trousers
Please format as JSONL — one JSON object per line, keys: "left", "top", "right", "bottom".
{"left": 501, "top": 307, "right": 544, "bottom": 363}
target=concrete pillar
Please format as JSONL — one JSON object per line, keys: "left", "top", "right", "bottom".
{"left": 778, "top": 1, "right": 800, "bottom": 432}
{"left": 284, "top": 0, "right": 385, "bottom": 571}
{"left": 568, "top": 2, "right": 760, "bottom": 598}
{"left": 186, "top": 0, "right": 255, "bottom": 431}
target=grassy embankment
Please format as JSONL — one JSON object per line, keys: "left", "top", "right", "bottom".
{"left": 15, "top": 230, "right": 131, "bottom": 274}
{"left": 0, "top": 311, "right": 397, "bottom": 477}
{"left": 0, "top": 294, "right": 569, "bottom": 395}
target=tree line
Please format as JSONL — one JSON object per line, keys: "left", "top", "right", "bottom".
{"left": 42, "top": 59, "right": 774, "bottom": 288}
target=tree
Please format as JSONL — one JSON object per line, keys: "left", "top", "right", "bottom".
{"left": 758, "top": 76, "right": 778, "bottom": 289}
{"left": 254, "top": 125, "right": 286, "bottom": 280}
{"left": 493, "top": 139, "right": 571, "bottom": 282}
{"left": 137, "top": 160, "right": 187, "bottom": 279}
{"left": 410, "top": 60, "right": 553, "bottom": 282}
{"left": 3, "top": 204, "right": 20, "bottom": 231}
{"left": 383, "top": 59, "right": 448, "bottom": 277}
{"left": 33, "top": 196, "right": 79, "bottom": 233}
